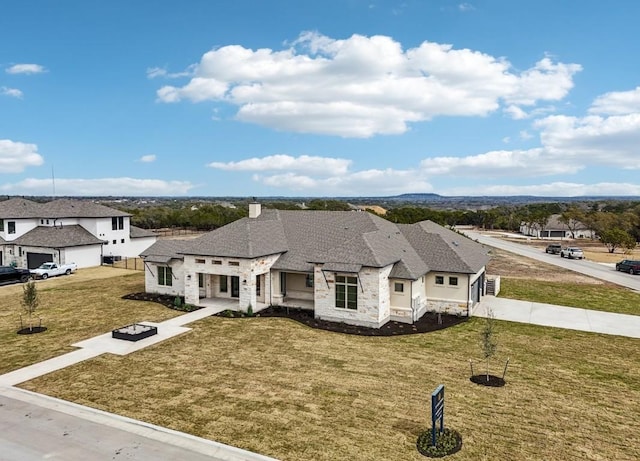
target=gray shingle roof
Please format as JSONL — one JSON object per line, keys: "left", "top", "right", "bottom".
{"left": 41, "top": 199, "right": 130, "bottom": 218}
{"left": 0, "top": 198, "right": 45, "bottom": 218}
{"left": 11, "top": 225, "right": 104, "bottom": 248}
{"left": 140, "top": 239, "right": 192, "bottom": 262}
{"left": 399, "top": 221, "right": 491, "bottom": 274}
{"left": 130, "top": 225, "right": 155, "bottom": 238}
{"left": 0, "top": 198, "right": 130, "bottom": 219}
{"left": 150, "top": 209, "right": 489, "bottom": 278}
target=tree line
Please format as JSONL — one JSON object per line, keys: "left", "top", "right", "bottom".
{"left": 118, "top": 199, "right": 640, "bottom": 252}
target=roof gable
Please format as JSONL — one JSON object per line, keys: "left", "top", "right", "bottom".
{"left": 11, "top": 225, "right": 104, "bottom": 248}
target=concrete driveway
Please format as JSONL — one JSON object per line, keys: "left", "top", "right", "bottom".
{"left": 475, "top": 296, "right": 640, "bottom": 339}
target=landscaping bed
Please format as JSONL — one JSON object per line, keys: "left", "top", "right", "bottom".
{"left": 216, "top": 305, "right": 467, "bottom": 336}
{"left": 122, "top": 292, "right": 201, "bottom": 312}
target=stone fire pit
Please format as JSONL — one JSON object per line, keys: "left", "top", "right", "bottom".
{"left": 112, "top": 323, "right": 158, "bottom": 342}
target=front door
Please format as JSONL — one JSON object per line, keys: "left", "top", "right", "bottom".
{"left": 231, "top": 276, "right": 240, "bottom": 298}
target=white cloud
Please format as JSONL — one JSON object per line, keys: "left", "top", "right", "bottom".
{"left": 6, "top": 63, "right": 46, "bottom": 74}
{"left": 1, "top": 86, "right": 23, "bottom": 98}
{"left": 420, "top": 148, "right": 575, "bottom": 177}
{"left": 209, "top": 153, "right": 430, "bottom": 195}
{"left": 0, "top": 178, "right": 195, "bottom": 196}
{"left": 255, "top": 169, "right": 432, "bottom": 195}
{"left": 139, "top": 154, "right": 157, "bottom": 163}
{"left": 504, "top": 105, "right": 528, "bottom": 119}
{"left": 519, "top": 130, "right": 533, "bottom": 140}
{"left": 444, "top": 182, "right": 640, "bottom": 197}
{"left": 458, "top": 3, "right": 475, "bottom": 12}
{"left": 146, "top": 65, "right": 196, "bottom": 79}
{"left": 589, "top": 86, "right": 640, "bottom": 115}
{"left": 535, "top": 113, "right": 640, "bottom": 169}
{"left": 154, "top": 32, "right": 580, "bottom": 137}
{"left": 505, "top": 57, "right": 581, "bottom": 106}
{"left": 208, "top": 154, "right": 351, "bottom": 175}
{"left": 0, "top": 139, "right": 44, "bottom": 172}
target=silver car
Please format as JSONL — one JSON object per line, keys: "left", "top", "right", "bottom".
{"left": 560, "top": 247, "right": 584, "bottom": 259}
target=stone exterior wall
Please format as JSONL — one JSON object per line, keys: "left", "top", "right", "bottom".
{"left": 314, "top": 264, "right": 393, "bottom": 328}
{"left": 182, "top": 253, "right": 281, "bottom": 310}
{"left": 144, "top": 260, "right": 185, "bottom": 298}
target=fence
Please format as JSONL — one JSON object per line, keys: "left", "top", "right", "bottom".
{"left": 105, "top": 257, "right": 145, "bottom": 271}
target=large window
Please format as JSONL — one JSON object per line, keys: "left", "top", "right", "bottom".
{"left": 220, "top": 275, "right": 228, "bottom": 293}
{"left": 435, "top": 275, "right": 444, "bottom": 285}
{"left": 158, "top": 266, "right": 172, "bottom": 286}
{"left": 305, "top": 273, "right": 314, "bottom": 288}
{"left": 394, "top": 282, "right": 404, "bottom": 293}
{"left": 0, "top": 220, "right": 3, "bottom": 232}
{"left": 449, "top": 276, "right": 458, "bottom": 286}
{"left": 335, "top": 275, "right": 357, "bottom": 310}
{"left": 112, "top": 216, "right": 124, "bottom": 230}
{"left": 8, "top": 221, "right": 16, "bottom": 234}
{"left": 198, "top": 273, "right": 205, "bottom": 288}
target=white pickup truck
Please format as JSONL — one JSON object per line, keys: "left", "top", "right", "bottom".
{"left": 30, "top": 262, "right": 78, "bottom": 279}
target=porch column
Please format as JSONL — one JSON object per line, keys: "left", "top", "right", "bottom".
{"left": 184, "top": 271, "right": 199, "bottom": 305}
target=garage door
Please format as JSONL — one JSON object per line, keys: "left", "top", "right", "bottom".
{"left": 27, "top": 252, "right": 53, "bottom": 269}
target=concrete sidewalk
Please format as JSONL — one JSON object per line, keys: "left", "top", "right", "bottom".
{"left": 475, "top": 296, "right": 640, "bottom": 339}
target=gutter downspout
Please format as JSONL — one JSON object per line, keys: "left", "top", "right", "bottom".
{"left": 467, "top": 274, "right": 471, "bottom": 317}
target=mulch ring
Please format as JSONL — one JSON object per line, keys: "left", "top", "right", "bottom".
{"left": 470, "top": 374, "right": 506, "bottom": 387}
{"left": 217, "top": 305, "right": 468, "bottom": 336}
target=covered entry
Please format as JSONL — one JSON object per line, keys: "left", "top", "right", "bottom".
{"left": 27, "top": 252, "right": 53, "bottom": 269}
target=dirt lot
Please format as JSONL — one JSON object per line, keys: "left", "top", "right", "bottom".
{"left": 483, "top": 232, "right": 639, "bottom": 285}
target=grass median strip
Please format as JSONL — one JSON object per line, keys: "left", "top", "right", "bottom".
{"left": 499, "top": 278, "right": 640, "bottom": 316}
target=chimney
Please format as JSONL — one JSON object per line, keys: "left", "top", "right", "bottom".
{"left": 249, "top": 201, "right": 261, "bottom": 218}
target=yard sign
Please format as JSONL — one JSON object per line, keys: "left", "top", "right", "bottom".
{"left": 431, "top": 384, "right": 445, "bottom": 446}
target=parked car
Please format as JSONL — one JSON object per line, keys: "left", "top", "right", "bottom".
{"left": 560, "top": 247, "right": 584, "bottom": 259}
{"left": 545, "top": 243, "right": 562, "bottom": 254}
{"left": 30, "top": 262, "right": 78, "bottom": 280}
{"left": 615, "top": 259, "right": 640, "bottom": 275}
{"left": 0, "top": 265, "right": 32, "bottom": 285}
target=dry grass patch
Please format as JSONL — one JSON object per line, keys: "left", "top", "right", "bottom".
{"left": 22, "top": 317, "right": 640, "bottom": 461}
{"left": 0, "top": 269, "right": 180, "bottom": 374}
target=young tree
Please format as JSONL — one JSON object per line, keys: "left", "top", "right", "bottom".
{"left": 21, "top": 280, "right": 40, "bottom": 331}
{"left": 480, "top": 310, "right": 497, "bottom": 381}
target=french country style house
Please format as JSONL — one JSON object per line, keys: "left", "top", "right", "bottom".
{"left": 0, "top": 197, "right": 156, "bottom": 268}
{"left": 141, "top": 203, "right": 490, "bottom": 328}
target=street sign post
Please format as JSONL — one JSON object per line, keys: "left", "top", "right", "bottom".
{"left": 431, "top": 384, "right": 445, "bottom": 446}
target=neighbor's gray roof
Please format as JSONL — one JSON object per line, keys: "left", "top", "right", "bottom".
{"left": 140, "top": 239, "right": 192, "bottom": 262}
{"left": 0, "top": 198, "right": 45, "bottom": 219}
{"left": 524, "top": 213, "right": 590, "bottom": 231}
{"left": 11, "top": 225, "right": 104, "bottom": 248}
{"left": 130, "top": 225, "right": 156, "bottom": 239}
{"left": 0, "top": 198, "right": 130, "bottom": 219}
{"left": 159, "top": 209, "right": 488, "bottom": 278}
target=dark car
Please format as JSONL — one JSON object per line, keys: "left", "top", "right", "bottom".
{"left": 615, "top": 260, "right": 640, "bottom": 275}
{"left": 545, "top": 243, "right": 562, "bottom": 254}
{"left": 0, "top": 266, "right": 32, "bottom": 285}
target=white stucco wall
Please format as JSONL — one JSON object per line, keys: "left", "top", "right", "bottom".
{"left": 1, "top": 218, "right": 38, "bottom": 242}
{"left": 425, "top": 272, "right": 470, "bottom": 316}
{"left": 63, "top": 245, "right": 103, "bottom": 268}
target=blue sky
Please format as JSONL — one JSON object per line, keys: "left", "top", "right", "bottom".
{"left": 2, "top": 0, "right": 640, "bottom": 197}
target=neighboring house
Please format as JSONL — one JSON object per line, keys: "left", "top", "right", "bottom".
{"left": 0, "top": 198, "right": 156, "bottom": 268}
{"left": 141, "top": 203, "right": 490, "bottom": 328}
{"left": 519, "top": 214, "right": 594, "bottom": 239}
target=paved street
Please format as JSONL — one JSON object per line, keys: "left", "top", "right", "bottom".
{"left": 461, "top": 228, "right": 640, "bottom": 292}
